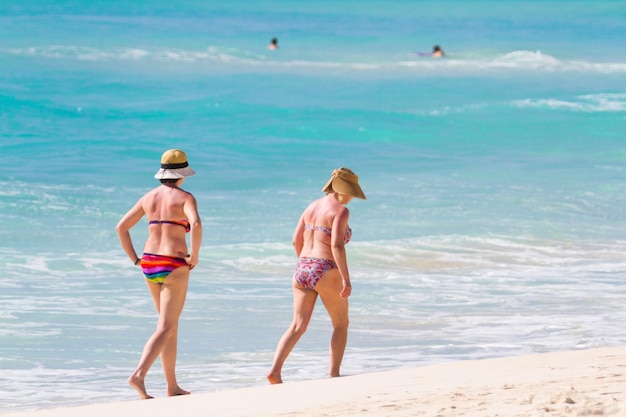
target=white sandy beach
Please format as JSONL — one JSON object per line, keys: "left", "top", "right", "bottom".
{"left": 5, "top": 346, "right": 625, "bottom": 417}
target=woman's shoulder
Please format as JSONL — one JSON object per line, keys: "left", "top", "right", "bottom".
{"left": 141, "top": 186, "right": 161, "bottom": 201}
{"left": 144, "top": 185, "right": 195, "bottom": 204}
{"left": 180, "top": 188, "right": 196, "bottom": 200}
{"left": 168, "top": 186, "right": 196, "bottom": 201}
{"left": 304, "top": 196, "right": 324, "bottom": 209}
{"left": 314, "top": 196, "right": 349, "bottom": 217}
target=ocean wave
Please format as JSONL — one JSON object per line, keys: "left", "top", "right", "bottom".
{"left": 8, "top": 235, "right": 625, "bottom": 279}
{"left": 3, "top": 235, "right": 626, "bottom": 412}
{"left": 512, "top": 93, "right": 626, "bottom": 113}
{"left": 5, "top": 46, "right": 626, "bottom": 75}
{"left": 349, "top": 235, "right": 626, "bottom": 276}
{"left": 4, "top": 45, "right": 267, "bottom": 64}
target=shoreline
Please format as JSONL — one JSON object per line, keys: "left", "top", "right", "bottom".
{"left": 5, "top": 346, "right": 625, "bottom": 417}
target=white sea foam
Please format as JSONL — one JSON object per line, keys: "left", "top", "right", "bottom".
{"left": 5, "top": 46, "right": 626, "bottom": 75}
{"left": 6, "top": 237, "right": 620, "bottom": 411}
{"left": 513, "top": 93, "right": 626, "bottom": 112}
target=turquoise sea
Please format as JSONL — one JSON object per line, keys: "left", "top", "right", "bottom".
{"left": 2, "top": 0, "right": 626, "bottom": 412}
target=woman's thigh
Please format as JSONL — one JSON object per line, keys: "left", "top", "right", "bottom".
{"left": 158, "top": 266, "right": 190, "bottom": 325}
{"left": 315, "top": 269, "right": 349, "bottom": 326}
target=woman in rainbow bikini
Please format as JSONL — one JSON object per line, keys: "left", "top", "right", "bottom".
{"left": 267, "top": 167, "right": 366, "bottom": 384}
{"left": 116, "top": 149, "right": 202, "bottom": 400}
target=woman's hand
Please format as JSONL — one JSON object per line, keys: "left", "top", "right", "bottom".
{"left": 340, "top": 283, "right": 352, "bottom": 299}
{"left": 180, "top": 252, "right": 198, "bottom": 270}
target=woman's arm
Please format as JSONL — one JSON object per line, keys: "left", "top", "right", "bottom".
{"left": 331, "top": 207, "right": 351, "bottom": 298}
{"left": 291, "top": 214, "right": 305, "bottom": 257}
{"left": 183, "top": 194, "right": 202, "bottom": 269}
{"left": 115, "top": 198, "right": 145, "bottom": 265}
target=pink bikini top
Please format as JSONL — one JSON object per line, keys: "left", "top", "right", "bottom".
{"left": 149, "top": 219, "right": 190, "bottom": 233}
{"left": 304, "top": 224, "right": 352, "bottom": 244}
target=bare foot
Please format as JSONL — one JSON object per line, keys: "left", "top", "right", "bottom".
{"left": 128, "top": 375, "right": 154, "bottom": 400}
{"left": 267, "top": 372, "right": 282, "bottom": 384}
{"left": 168, "top": 386, "right": 191, "bottom": 396}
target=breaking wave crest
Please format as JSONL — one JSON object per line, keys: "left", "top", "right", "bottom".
{"left": 5, "top": 46, "right": 626, "bottom": 75}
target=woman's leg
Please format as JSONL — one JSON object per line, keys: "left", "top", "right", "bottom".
{"left": 160, "top": 326, "right": 190, "bottom": 396}
{"left": 267, "top": 283, "right": 317, "bottom": 384}
{"left": 128, "top": 266, "right": 190, "bottom": 399}
{"left": 315, "top": 269, "right": 349, "bottom": 378}
{"left": 158, "top": 267, "right": 190, "bottom": 396}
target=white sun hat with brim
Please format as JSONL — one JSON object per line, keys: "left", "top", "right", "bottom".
{"left": 154, "top": 149, "right": 196, "bottom": 179}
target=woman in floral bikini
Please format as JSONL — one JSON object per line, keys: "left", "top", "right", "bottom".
{"left": 267, "top": 167, "right": 366, "bottom": 384}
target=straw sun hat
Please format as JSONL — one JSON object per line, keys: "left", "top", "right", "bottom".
{"left": 322, "top": 167, "right": 366, "bottom": 199}
{"left": 154, "top": 149, "right": 196, "bottom": 179}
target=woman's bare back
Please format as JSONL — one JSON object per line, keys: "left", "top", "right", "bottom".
{"left": 142, "top": 185, "right": 194, "bottom": 257}
{"left": 297, "top": 194, "right": 349, "bottom": 260}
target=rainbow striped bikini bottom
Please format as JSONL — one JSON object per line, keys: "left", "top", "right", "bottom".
{"left": 140, "top": 253, "right": 188, "bottom": 284}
